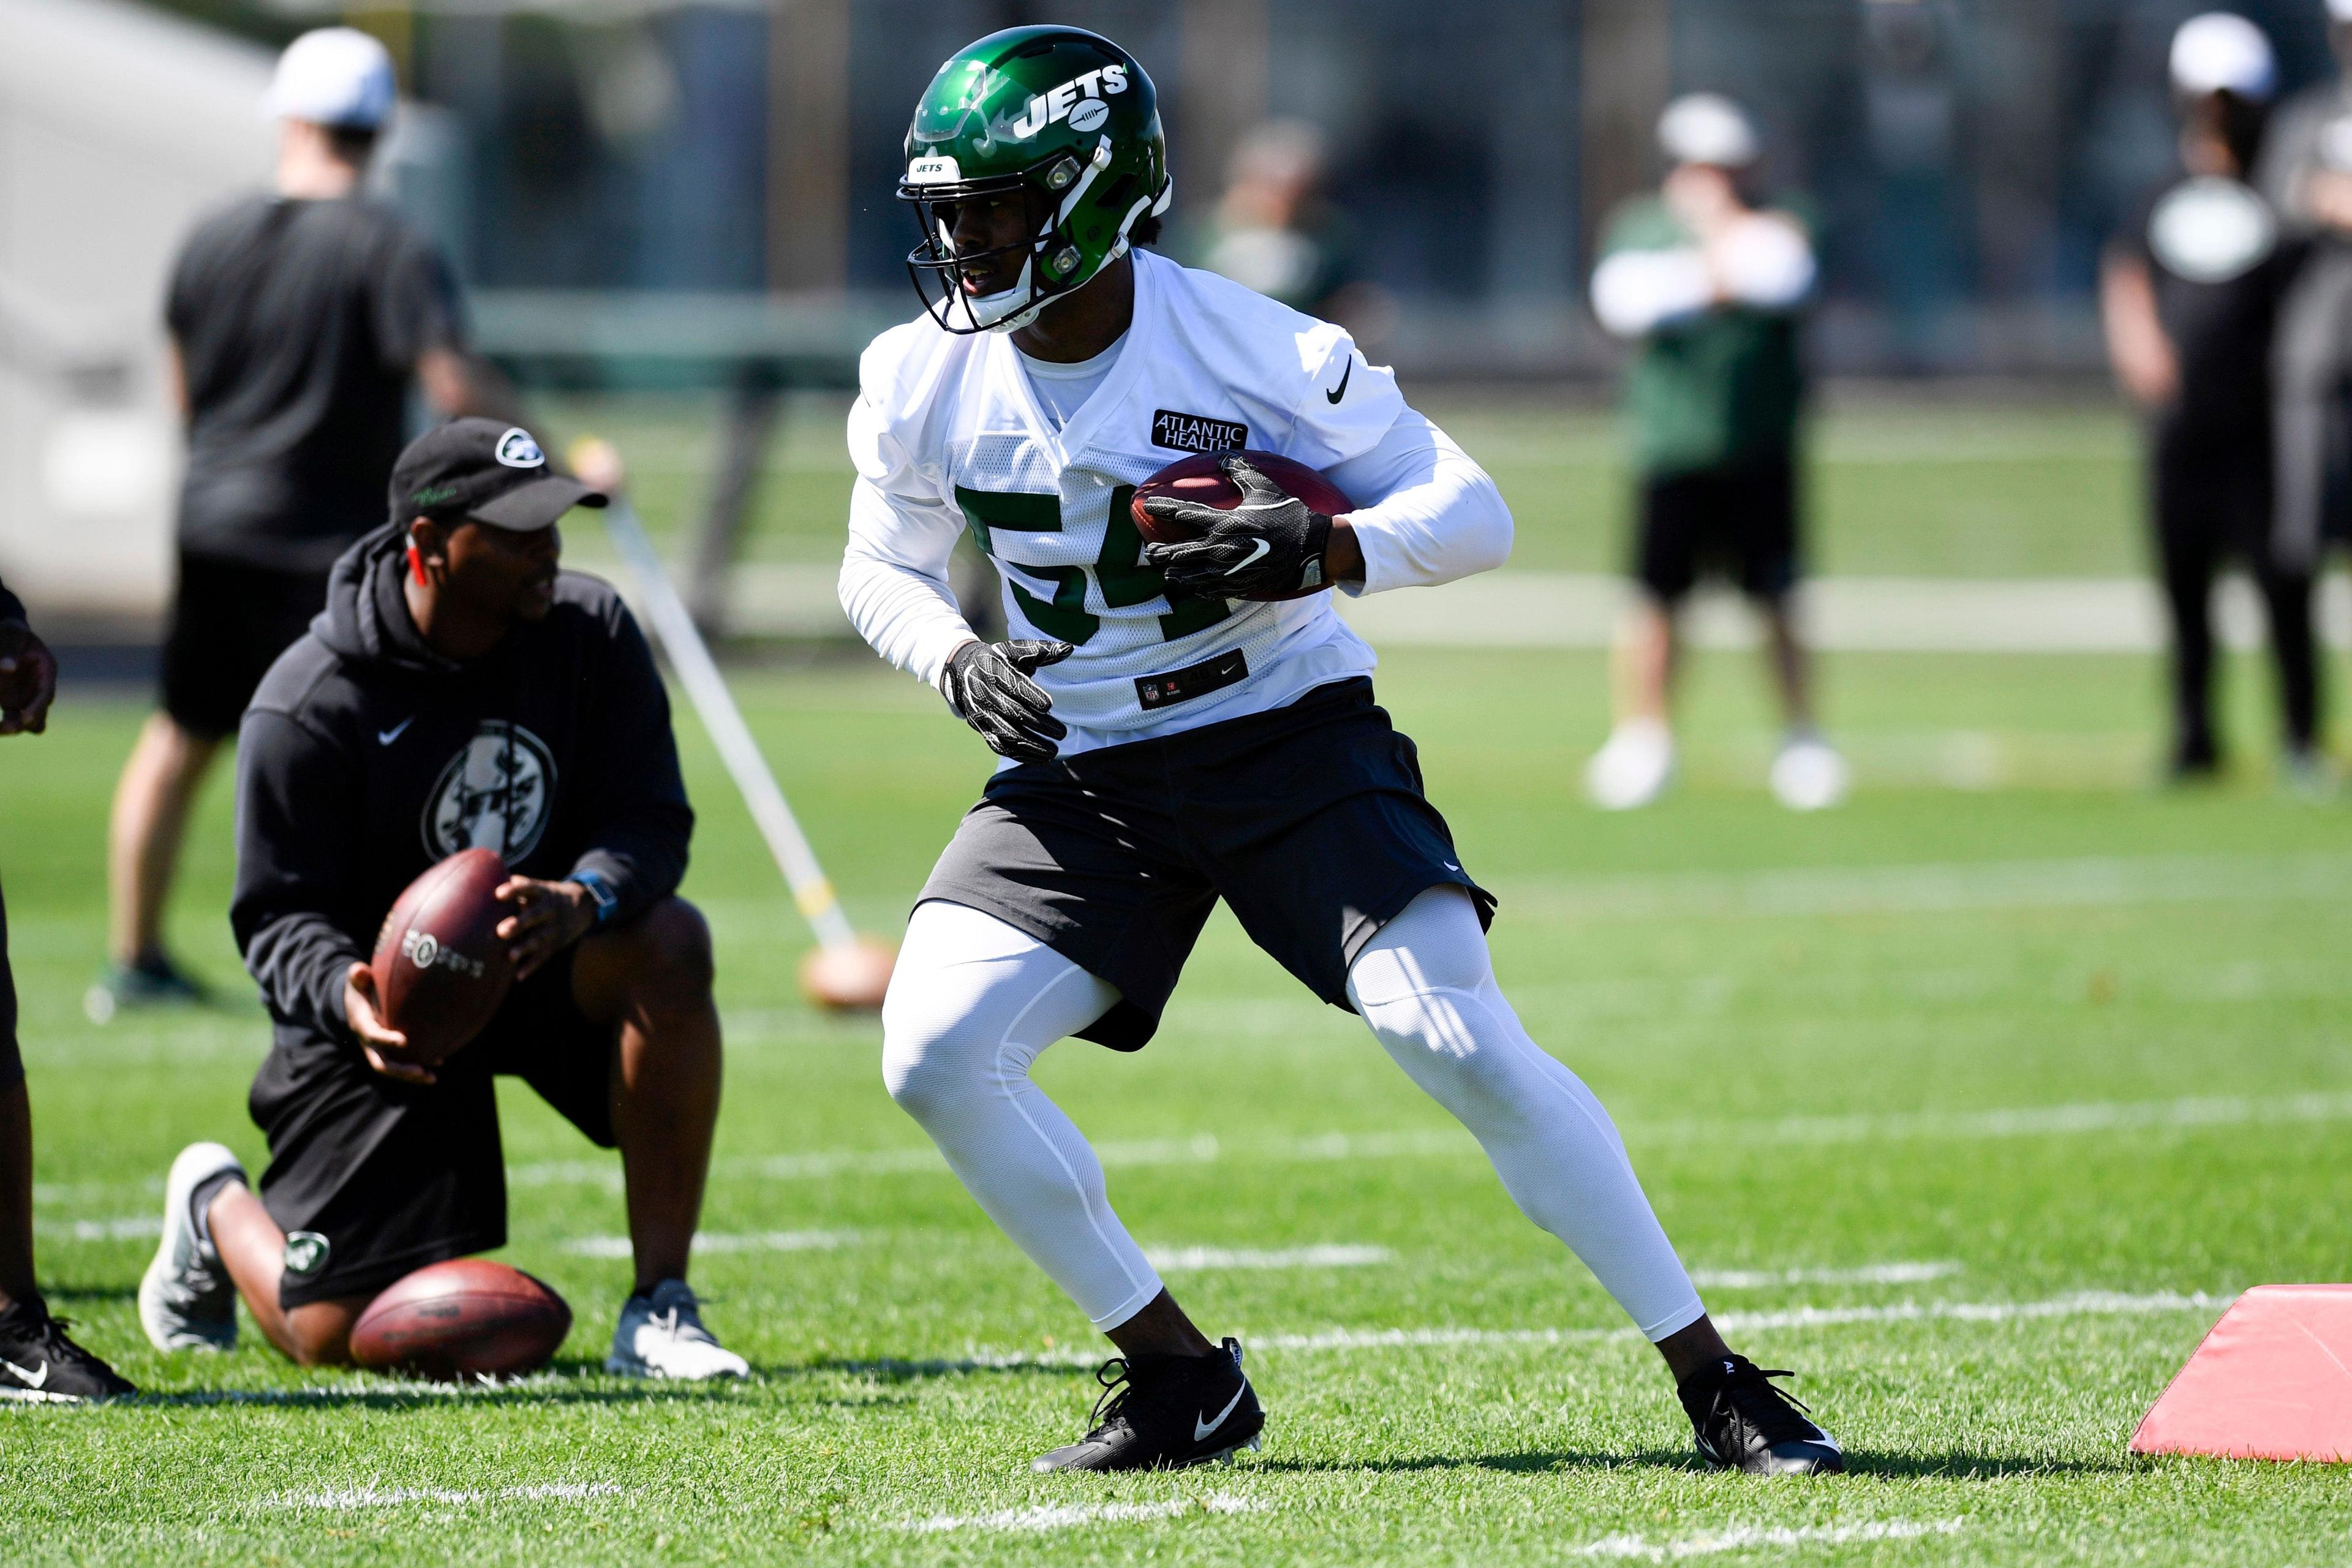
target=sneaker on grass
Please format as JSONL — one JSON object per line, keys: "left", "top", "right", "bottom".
{"left": 138, "top": 1142, "right": 244, "bottom": 1352}
{"left": 606, "top": 1279, "right": 748, "bottom": 1379}
{"left": 1586, "top": 718, "right": 1675, "bottom": 811}
{"left": 1770, "top": 731, "right": 1850, "bottom": 812}
{"left": 85, "top": 952, "right": 209, "bottom": 1023}
{"left": 0, "top": 1300, "right": 135, "bottom": 1403}
{"left": 1678, "top": 1354, "right": 1844, "bottom": 1474}
{"left": 1033, "top": 1337, "right": 1264, "bottom": 1473}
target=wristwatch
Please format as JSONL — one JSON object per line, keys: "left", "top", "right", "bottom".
{"left": 571, "top": 868, "right": 619, "bottom": 926}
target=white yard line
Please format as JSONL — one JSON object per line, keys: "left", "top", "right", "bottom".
{"left": 1689, "top": 1261, "right": 1960, "bottom": 1289}
{"left": 265, "top": 1482, "right": 623, "bottom": 1510}
{"left": 1251, "top": 1292, "right": 2228, "bottom": 1354}
{"left": 1575, "top": 1518, "right": 1967, "bottom": 1560}
{"left": 503, "top": 1085, "right": 2352, "bottom": 1193}
{"left": 897, "top": 1494, "right": 1263, "bottom": 1534}
{"left": 561, "top": 1229, "right": 856, "bottom": 1258}
{"left": 1144, "top": 1244, "right": 1394, "bottom": 1272}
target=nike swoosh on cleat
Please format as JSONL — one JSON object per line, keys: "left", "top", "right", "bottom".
{"left": 3, "top": 1358, "right": 48, "bottom": 1389}
{"left": 1194, "top": 1381, "right": 1248, "bottom": 1441}
{"left": 1325, "top": 359, "right": 1352, "bottom": 404}
{"left": 378, "top": 717, "right": 415, "bottom": 746}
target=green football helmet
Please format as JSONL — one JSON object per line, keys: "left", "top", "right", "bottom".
{"left": 899, "top": 26, "right": 1172, "bottom": 334}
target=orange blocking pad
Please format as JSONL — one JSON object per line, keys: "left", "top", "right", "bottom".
{"left": 2132, "top": 1285, "right": 2352, "bottom": 1463}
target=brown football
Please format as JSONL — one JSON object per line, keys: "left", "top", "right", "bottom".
{"left": 349, "top": 1257, "right": 571, "bottom": 1381}
{"left": 371, "top": 848, "right": 514, "bottom": 1066}
{"left": 1128, "top": 449, "right": 1354, "bottom": 602}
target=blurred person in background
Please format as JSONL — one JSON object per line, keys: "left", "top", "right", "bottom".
{"left": 0, "top": 580, "right": 136, "bottom": 1400}
{"left": 1196, "top": 120, "right": 1393, "bottom": 344}
{"left": 2260, "top": 0, "right": 2352, "bottom": 703}
{"left": 94, "top": 28, "right": 492, "bottom": 1018}
{"left": 2104, "top": 14, "right": 2319, "bottom": 787}
{"left": 1585, "top": 95, "right": 1843, "bottom": 812}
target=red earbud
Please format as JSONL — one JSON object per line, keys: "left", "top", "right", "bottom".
{"left": 408, "top": 543, "right": 427, "bottom": 586}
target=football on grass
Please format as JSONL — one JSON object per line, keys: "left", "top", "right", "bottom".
{"left": 1129, "top": 449, "right": 1353, "bottom": 601}
{"left": 371, "top": 848, "right": 514, "bottom": 1065}
{"left": 349, "top": 1258, "right": 571, "bottom": 1381}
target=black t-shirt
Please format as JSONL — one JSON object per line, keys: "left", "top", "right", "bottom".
{"left": 2124, "top": 173, "right": 2306, "bottom": 438}
{"left": 167, "top": 195, "right": 464, "bottom": 568}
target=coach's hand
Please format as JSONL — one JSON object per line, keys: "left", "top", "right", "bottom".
{"left": 0, "top": 618, "right": 58, "bottom": 736}
{"left": 344, "top": 961, "right": 435, "bottom": 1085}
{"left": 941, "top": 638, "right": 1074, "bottom": 764}
{"left": 495, "top": 877, "right": 597, "bottom": 981}
{"left": 1140, "top": 454, "right": 1332, "bottom": 600}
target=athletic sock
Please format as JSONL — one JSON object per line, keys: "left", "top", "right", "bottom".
{"left": 187, "top": 1169, "right": 244, "bottom": 1251}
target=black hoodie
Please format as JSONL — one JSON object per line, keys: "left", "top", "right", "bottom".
{"left": 232, "top": 521, "right": 691, "bottom": 1045}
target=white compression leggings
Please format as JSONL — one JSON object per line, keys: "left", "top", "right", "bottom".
{"left": 880, "top": 888, "right": 1706, "bottom": 1340}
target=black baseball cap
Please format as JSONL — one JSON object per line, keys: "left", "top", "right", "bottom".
{"left": 388, "top": 418, "right": 607, "bottom": 532}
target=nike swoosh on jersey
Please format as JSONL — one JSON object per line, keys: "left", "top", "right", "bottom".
{"left": 1194, "top": 1381, "right": 1248, "bottom": 1441}
{"left": 3, "top": 1358, "right": 48, "bottom": 1389}
{"left": 377, "top": 717, "right": 415, "bottom": 746}
{"left": 1325, "top": 358, "right": 1353, "bottom": 404}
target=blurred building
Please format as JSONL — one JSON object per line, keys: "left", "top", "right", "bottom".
{"left": 83, "top": 0, "right": 2352, "bottom": 382}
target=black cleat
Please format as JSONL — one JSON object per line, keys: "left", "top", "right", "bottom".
{"left": 0, "top": 1300, "right": 137, "bottom": 1404}
{"left": 1679, "top": 1355, "right": 1842, "bottom": 1475}
{"left": 1032, "top": 1337, "right": 1264, "bottom": 1473}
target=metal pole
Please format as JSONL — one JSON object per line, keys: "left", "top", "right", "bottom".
{"left": 600, "top": 497, "right": 858, "bottom": 951}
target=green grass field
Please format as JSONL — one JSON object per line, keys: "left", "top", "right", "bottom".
{"left": 538, "top": 392, "right": 2147, "bottom": 581}
{"left": 4, "top": 627, "right": 2350, "bottom": 1563}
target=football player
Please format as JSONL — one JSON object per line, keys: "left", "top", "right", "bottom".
{"left": 138, "top": 420, "right": 745, "bottom": 1379}
{"left": 2104, "top": 15, "right": 2318, "bottom": 784}
{"left": 0, "top": 581, "right": 136, "bottom": 1401}
{"left": 1584, "top": 95, "right": 1844, "bottom": 812}
{"left": 840, "top": 28, "right": 1841, "bottom": 1475}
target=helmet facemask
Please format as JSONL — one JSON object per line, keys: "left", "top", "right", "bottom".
{"left": 900, "top": 139, "right": 1167, "bottom": 334}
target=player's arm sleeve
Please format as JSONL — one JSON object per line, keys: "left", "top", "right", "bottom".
{"left": 1590, "top": 246, "right": 1713, "bottom": 337}
{"left": 837, "top": 386, "right": 979, "bottom": 689}
{"left": 1322, "top": 408, "right": 1512, "bottom": 596}
{"left": 231, "top": 710, "right": 369, "bottom": 1039}
{"left": 567, "top": 605, "right": 693, "bottom": 922}
{"left": 1714, "top": 213, "right": 1815, "bottom": 312}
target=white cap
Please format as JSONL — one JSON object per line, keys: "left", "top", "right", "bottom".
{"left": 2170, "top": 13, "right": 2277, "bottom": 100}
{"left": 261, "top": 28, "right": 396, "bottom": 129}
{"left": 1658, "top": 94, "right": 1760, "bottom": 169}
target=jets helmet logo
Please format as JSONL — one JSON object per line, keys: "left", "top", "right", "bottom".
{"left": 494, "top": 428, "right": 546, "bottom": 469}
{"left": 1010, "top": 63, "right": 1128, "bottom": 139}
{"left": 422, "top": 720, "right": 557, "bottom": 862}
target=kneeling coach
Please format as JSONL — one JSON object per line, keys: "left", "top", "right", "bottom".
{"left": 139, "top": 419, "right": 745, "bottom": 1379}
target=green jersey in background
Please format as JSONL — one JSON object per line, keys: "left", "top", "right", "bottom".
{"left": 1600, "top": 197, "right": 1807, "bottom": 478}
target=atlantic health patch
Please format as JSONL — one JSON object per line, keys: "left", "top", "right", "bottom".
{"left": 1152, "top": 409, "right": 1248, "bottom": 454}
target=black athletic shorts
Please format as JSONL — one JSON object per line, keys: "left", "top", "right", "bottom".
{"left": 0, "top": 881, "right": 20, "bottom": 1091}
{"left": 248, "top": 946, "right": 615, "bottom": 1309}
{"left": 919, "top": 678, "right": 1495, "bottom": 1051}
{"left": 1635, "top": 455, "right": 1801, "bottom": 605}
{"left": 161, "top": 552, "right": 333, "bottom": 741}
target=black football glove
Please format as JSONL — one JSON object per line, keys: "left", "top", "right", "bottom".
{"left": 1140, "top": 454, "right": 1333, "bottom": 599}
{"left": 940, "top": 638, "right": 1075, "bottom": 764}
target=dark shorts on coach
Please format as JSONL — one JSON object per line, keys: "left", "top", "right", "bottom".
{"left": 918, "top": 678, "right": 1494, "bottom": 1050}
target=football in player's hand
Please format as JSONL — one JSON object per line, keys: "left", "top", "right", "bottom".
{"left": 371, "top": 848, "right": 515, "bottom": 1066}
{"left": 1129, "top": 450, "right": 1352, "bottom": 601}
{"left": 348, "top": 1257, "right": 571, "bottom": 1381}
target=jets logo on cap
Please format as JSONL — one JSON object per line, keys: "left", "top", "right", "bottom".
{"left": 495, "top": 428, "right": 546, "bottom": 469}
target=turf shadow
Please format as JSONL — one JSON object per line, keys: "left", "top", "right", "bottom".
{"left": 1839, "top": 1451, "right": 2136, "bottom": 1480}
{"left": 1246, "top": 1448, "right": 1700, "bottom": 1476}
{"left": 793, "top": 1355, "right": 1093, "bottom": 1383}
{"left": 37, "top": 1283, "right": 139, "bottom": 1304}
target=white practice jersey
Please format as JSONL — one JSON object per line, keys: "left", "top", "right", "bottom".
{"left": 840, "top": 249, "right": 1513, "bottom": 755}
